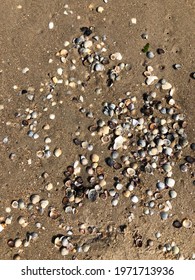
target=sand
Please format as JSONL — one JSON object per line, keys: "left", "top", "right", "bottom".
{"left": 0, "top": 0, "right": 194, "bottom": 260}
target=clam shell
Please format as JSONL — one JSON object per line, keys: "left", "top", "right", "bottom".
{"left": 182, "top": 218, "right": 192, "bottom": 229}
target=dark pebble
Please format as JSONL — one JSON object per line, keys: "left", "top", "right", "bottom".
{"left": 185, "top": 156, "right": 195, "bottom": 164}
{"left": 190, "top": 143, "right": 195, "bottom": 151}
{"left": 172, "top": 220, "right": 182, "bottom": 228}
{"left": 80, "top": 26, "right": 93, "bottom": 36}
{"left": 157, "top": 48, "right": 165, "bottom": 54}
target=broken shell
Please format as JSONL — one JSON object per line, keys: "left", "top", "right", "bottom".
{"left": 182, "top": 218, "right": 192, "bottom": 229}
{"left": 113, "top": 135, "right": 124, "bottom": 150}
{"left": 162, "top": 82, "right": 172, "bottom": 90}
{"left": 146, "top": 76, "right": 158, "bottom": 85}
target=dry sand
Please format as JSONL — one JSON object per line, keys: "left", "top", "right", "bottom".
{"left": 0, "top": 0, "right": 194, "bottom": 260}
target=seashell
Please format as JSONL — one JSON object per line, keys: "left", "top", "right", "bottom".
{"left": 116, "top": 183, "right": 123, "bottom": 190}
{"left": 110, "top": 52, "right": 122, "bottom": 61}
{"left": 146, "top": 51, "right": 154, "bottom": 59}
{"left": 172, "top": 246, "right": 180, "bottom": 255}
{"left": 14, "top": 238, "right": 22, "bottom": 248}
{"left": 54, "top": 148, "right": 62, "bottom": 157}
{"left": 172, "top": 220, "right": 182, "bottom": 228}
{"left": 82, "top": 244, "right": 90, "bottom": 252}
{"left": 91, "top": 154, "right": 99, "bottom": 162}
{"left": 88, "top": 189, "right": 98, "bottom": 202}
{"left": 156, "top": 181, "right": 165, "bottom": 191}
{"left": 113, "top": 162, "right": 122, "bottom": 170}
{"left": 30, "top": 194, "right": 40, "bottom": 204}
{"left": 113, "top": 135, "right": 124, "bottom": 150}
{"left": 40, "top": 199, "right": 49, "bottom": 209}
{"left": 111, "top": 198, "right": 119, "bottom": 206}
{"left": 123, "top": 190, "right": 131, "bottom": 198}
{"left": 7, "top": 239, "right": 15, "bottom": 247}
{"left": 146, "top": 76, "right": 158, "bottom": 85}
{"left": 131, "top": 195, "right": 139, "bottom": 203}
{"left": 162, "top": 82, "right": 172, "bottom": 90}
{"left": 165, "top": 177, "right": 175, "bottom": 188}
{"left": 11, "top": 200, "right": 19, "bottom": 209}
{"left": 182, "top": 218, "right": 192, "bottom": 229}
{"left": 94, "top": 63, "right": 104, "bottom": 72}
{"left": 126, "top": 168, "right": 136, "bottom": 177}
{"left": 169, "top": 190, "right": 177, "bottom": 199}
{"left": 0, "top": 223, "right": 6, "bottom": 232}
{"left": 160, "top": 211, "right": 168, "bottom": 220}
{"left": 49, "top": 208, "right": 60, "bottom": 219}
{"left": 60, "top": 247, "right": 69, "bottom": 256}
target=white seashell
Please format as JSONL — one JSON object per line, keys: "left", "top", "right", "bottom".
{"left": 162, "top": 82, "right": 172, "bottom": 90}
{"left": 111, "top": 198, "right": 119, "bottom": 206}
{"left": 84, "top": 40, "right": 93, "bottom": 49}
{"left": 165, "top": 177, "right": 175, "bottom": 188}
{"left": 14, "top": 238, "right": 22, "bottom": 248}
{"left": 30, "top": 194, "right": 40, "bottom": 204}
{"left": 182, "top": 219, "right": 192, "bottom": 229}
{"left": 60, "top": 247, "right": 69, "bottom": 256}
{"left": 82, "top": 244, "right": 90, "bottom": 252}
{"left": 146, "top": 76, "right": 158, "bottom": 85}
{"left": 94, "top": 63, "right": 104, "bottom": 72}
{"left": 131, "top": 195, "right": 139, "bottom": 203}
{"left": 113, "top": 135, "right": 124, "bottom": 150}
{"left": 40, "top": 200, "right": 49, "bottom": 209}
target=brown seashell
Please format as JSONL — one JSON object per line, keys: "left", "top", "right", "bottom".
{"left": 49, "top": 208, "right": 61, "bottom": 220}
{"left": 99, "top": 191, "right": 108, "bottom": 200}
{"left": 96, "top": 166, "right": 104, "bottom": 175}
{"left": 62, "top": 197, "right": 69, "bottom": 205}
{"left": 113, "top": 162, "right": 122, "bottom": 170}
{"left": 149, "top": 123, "right": 157, "bottom": 130}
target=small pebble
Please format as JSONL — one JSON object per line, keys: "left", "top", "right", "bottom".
{"left": 49, "top": 22, "right": 54, "bottom": 29}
